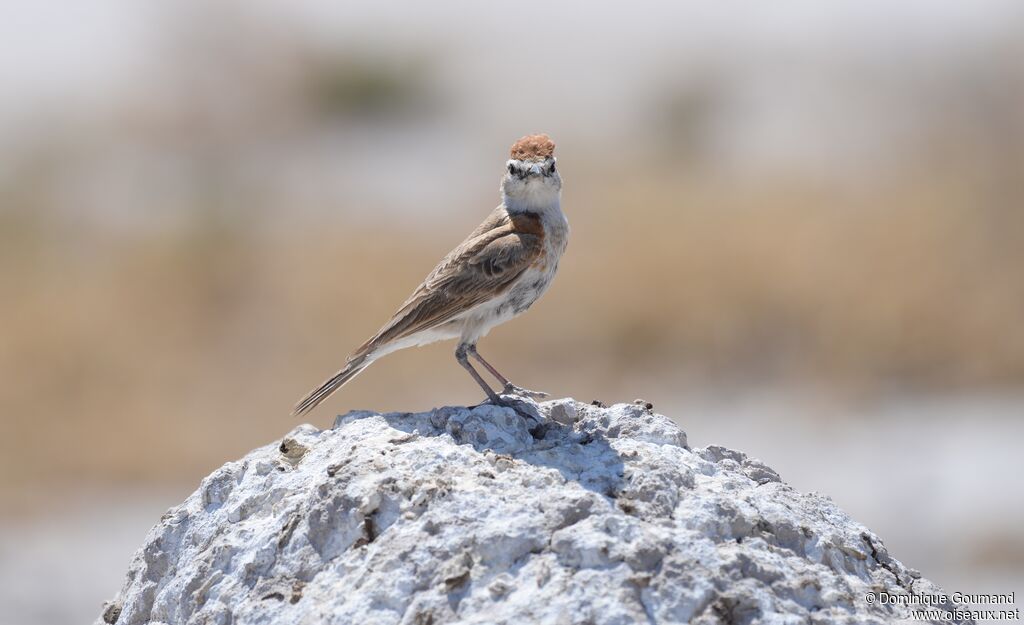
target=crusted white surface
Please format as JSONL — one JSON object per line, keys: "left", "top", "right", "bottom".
{"left": 98, "top": 399, "right": 958, "bottom": 625}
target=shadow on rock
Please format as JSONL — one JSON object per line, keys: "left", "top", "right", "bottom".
{"left": 336, "top": 397, "right": 626, "bottom": 497}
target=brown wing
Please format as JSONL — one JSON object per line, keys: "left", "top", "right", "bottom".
{"left": 351, "top": 208, "right": 544, "bottom": 357}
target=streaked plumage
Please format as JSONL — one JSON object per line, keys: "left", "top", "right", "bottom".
{"left": 294, "top": 134, "right": 567, "bottom": 416}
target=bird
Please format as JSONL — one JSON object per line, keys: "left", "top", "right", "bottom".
{"left": 293, "top": 134, "right": 569, "bottom": 416}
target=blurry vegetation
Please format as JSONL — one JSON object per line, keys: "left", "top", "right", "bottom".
{"left": 304, "top": 54, "right": 438, "bottom": 120}
{"left": 1, "top": 3, "right": 1023, "bottom": 509}
{"left": 3, "top": 144, "right": 1023, "bottom": 506}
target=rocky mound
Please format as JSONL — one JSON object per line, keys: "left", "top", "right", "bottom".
{"left": 98, "top": 398, "right": 961, "bottom": 624}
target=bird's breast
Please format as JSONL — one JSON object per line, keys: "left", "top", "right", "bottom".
{"left": 459, "top": 208, "right": 567, "bottom": 342}
{"left": 498, "top": 222, "right": 567, "bottom": 317}
{"left": 494, "top": 268, "right": 555, "bottom": 319}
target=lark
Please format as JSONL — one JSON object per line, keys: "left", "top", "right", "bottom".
{"left": 293, "top": 134, "right": 568, "bottom": 416}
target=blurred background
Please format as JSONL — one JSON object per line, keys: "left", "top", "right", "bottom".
{"left": 1, "top": 1, "right": 1022, "bottom": 622}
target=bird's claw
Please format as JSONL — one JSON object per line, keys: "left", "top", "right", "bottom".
{"left": 501, "top": 383, "right": 549, "bottom": 400}
{"left": 483, "top": 392, "right": 543, "bottom": 422}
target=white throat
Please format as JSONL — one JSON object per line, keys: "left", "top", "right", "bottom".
{"left": 502, "top": 187, "right": 561, "bottom": 215}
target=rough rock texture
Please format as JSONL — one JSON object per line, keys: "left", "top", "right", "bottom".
{"left": 99, "top": 398, "right": 961, "bottom": 625}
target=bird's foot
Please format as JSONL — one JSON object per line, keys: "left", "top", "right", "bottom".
{"left": 482, "top": 392, "right": 543, "bottom": 422}
{"left": 501, "top": 383, "right": 549, "bottom": 400}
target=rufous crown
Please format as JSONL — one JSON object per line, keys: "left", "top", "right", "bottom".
{"left": 509, "top": 134, "right": 555, "bottom": 161}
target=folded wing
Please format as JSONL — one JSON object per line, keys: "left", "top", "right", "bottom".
{"left": 354, "top": 210, "right": 544, "bottom": 358}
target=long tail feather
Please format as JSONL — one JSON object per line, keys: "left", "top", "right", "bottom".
{"left": 292, "top": 355, "right": 372, "bottom": 417}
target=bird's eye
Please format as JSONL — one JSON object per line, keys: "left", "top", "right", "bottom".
{"left": 508, "top": 163, "right": 516, "bottom": 175}
{"left": 547, "top": 162, "right": 556, "bottom": 174}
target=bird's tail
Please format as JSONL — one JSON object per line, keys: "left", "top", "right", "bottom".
{"left": 292, "top": 354, "right": 373, "bottom": 417}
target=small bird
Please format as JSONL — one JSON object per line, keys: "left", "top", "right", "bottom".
{"left": 293, "top": 134, "right": 569, "bottom": 416}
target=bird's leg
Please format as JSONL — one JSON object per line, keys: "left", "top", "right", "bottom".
{"left": 466, "top": 344, "right": 510, "bottom": 386}
{"left": 455, "top": 343, "right": 501, "bottom": 404}
{"left": 468, "top": 345, "right": 549, "bottom": 399}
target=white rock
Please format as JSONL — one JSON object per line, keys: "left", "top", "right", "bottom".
{"left": 97, "top": 399, "right": 964, "bottom": 625}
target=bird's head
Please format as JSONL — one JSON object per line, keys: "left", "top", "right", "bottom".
{"left": 501, "top": 134, "right": 561, "bottom": 207}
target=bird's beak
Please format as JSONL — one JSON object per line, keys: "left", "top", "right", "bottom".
{"left": 527, "top": 163, "right": 544, "bottom": 177}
